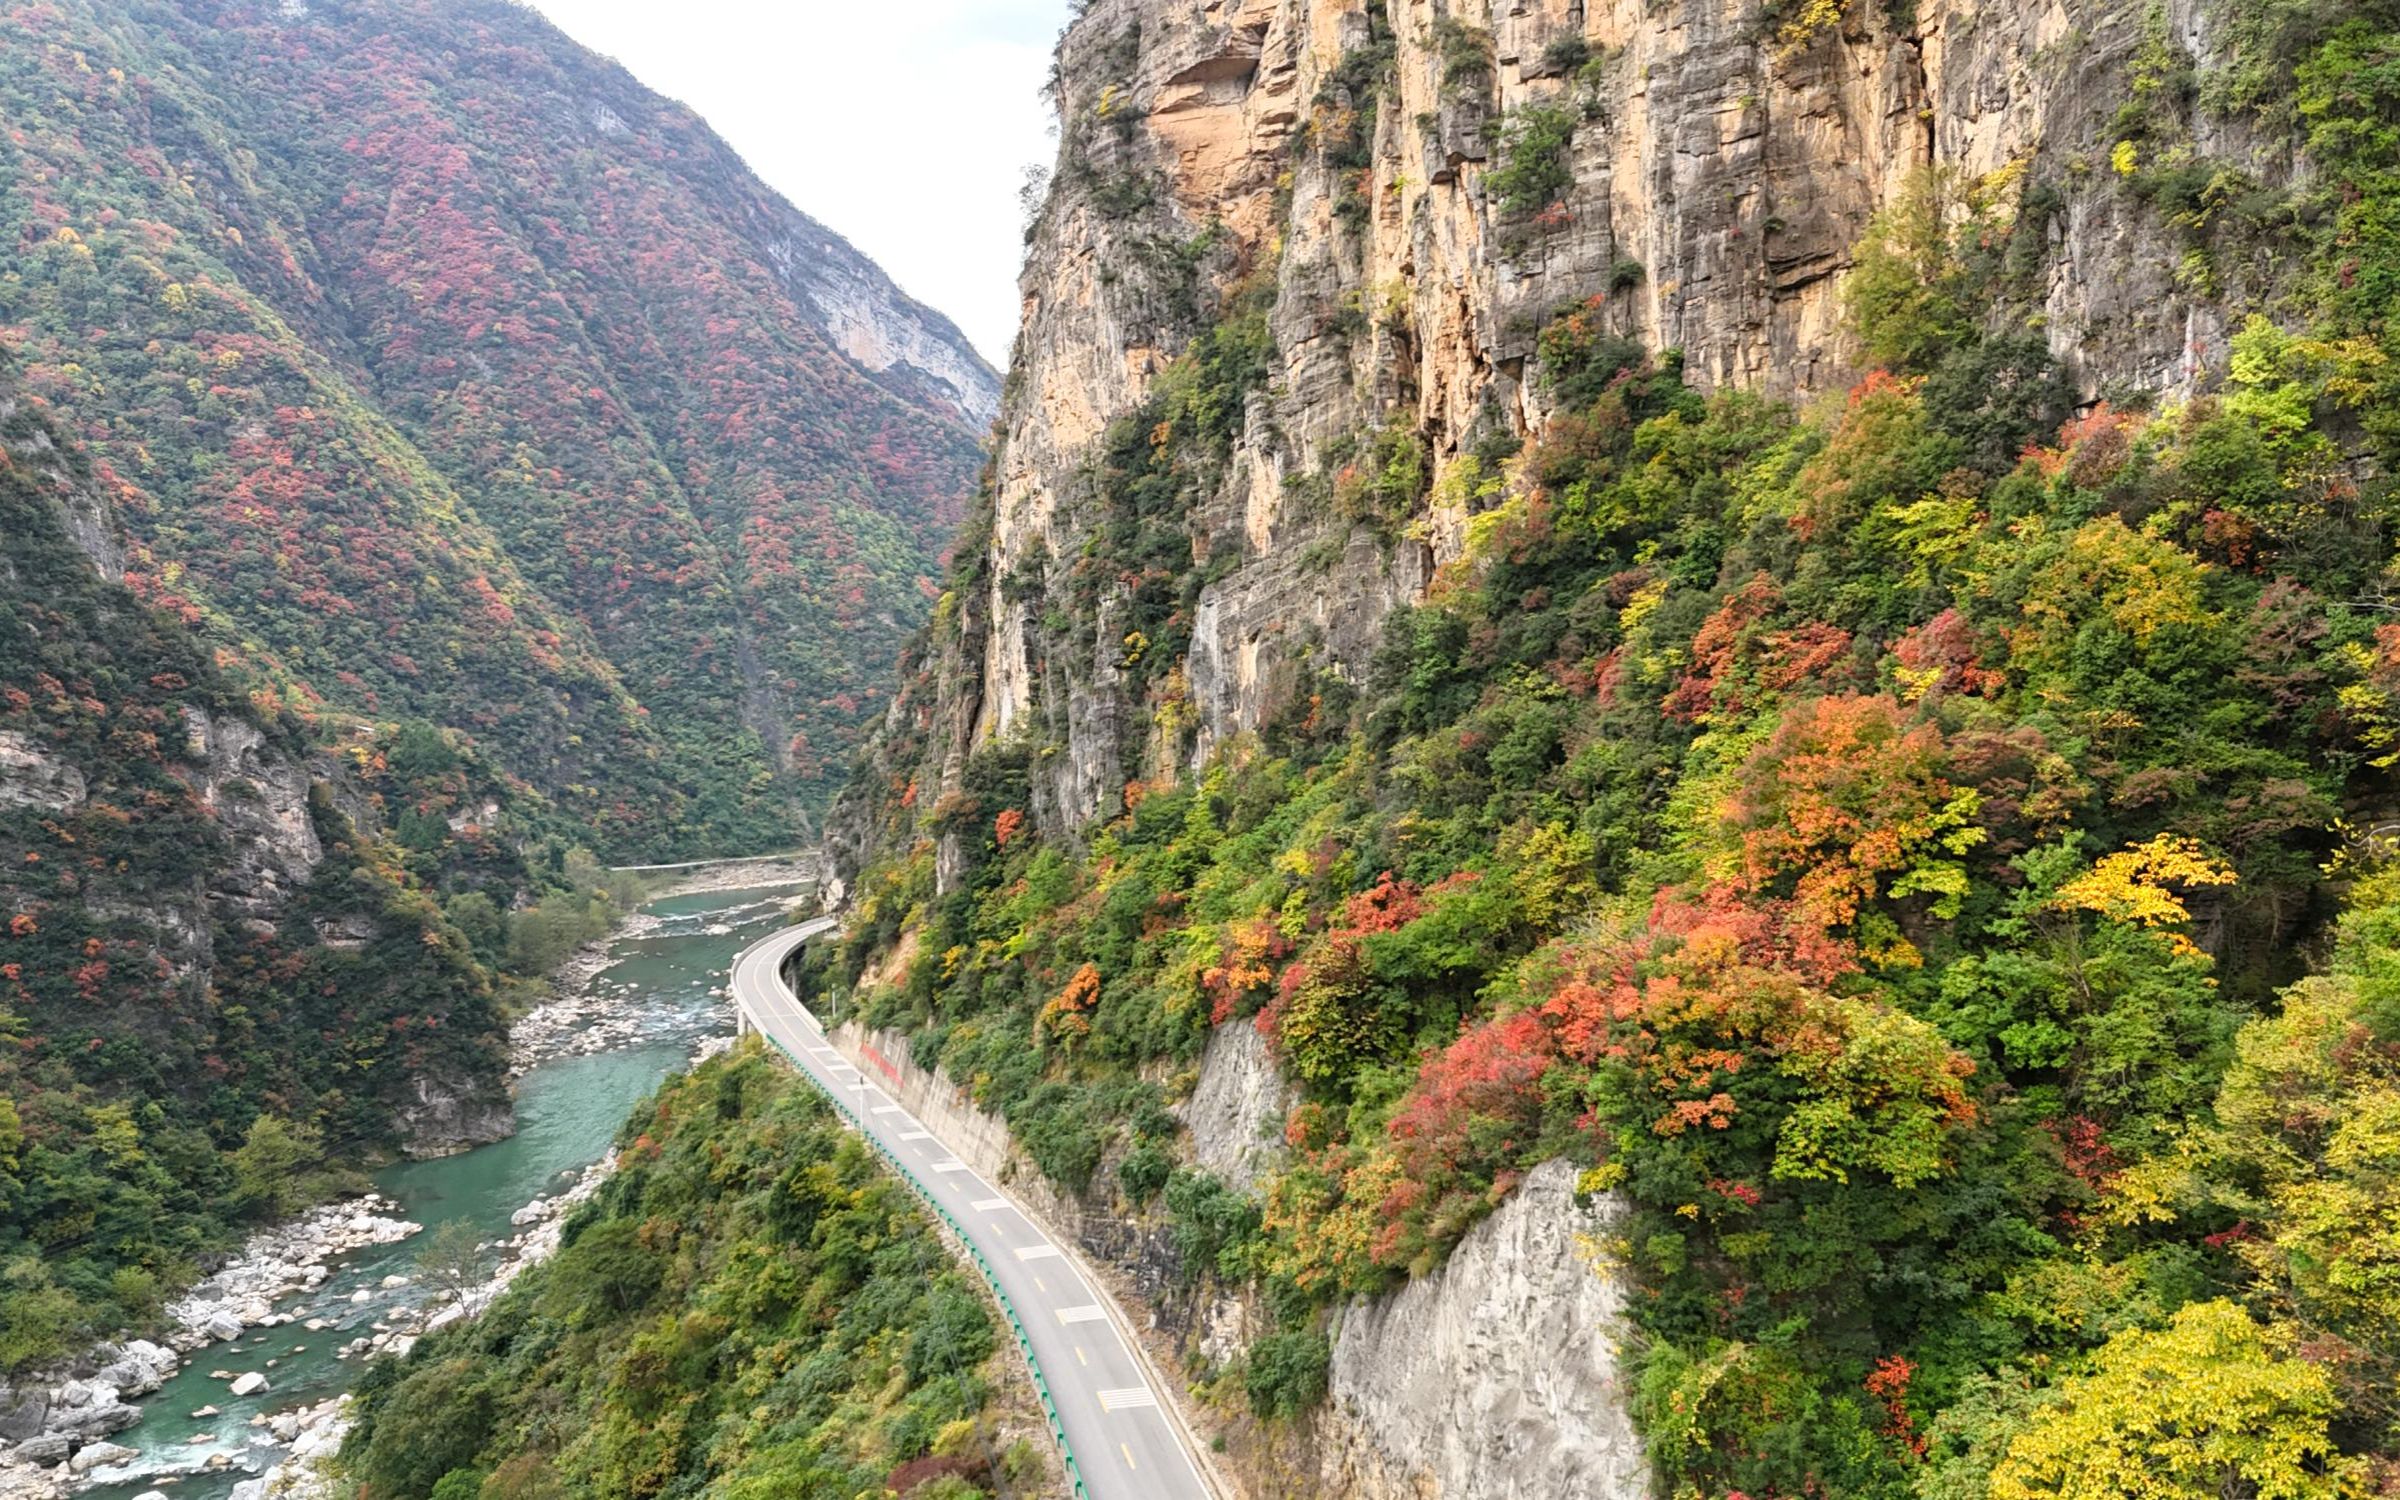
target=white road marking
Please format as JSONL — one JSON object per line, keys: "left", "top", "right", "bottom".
{"left": 737, "top": 921, "right": 1218, "bottom": 1500}
{"left": 900, "top": 1130, "right": 933, "bottom": 1141}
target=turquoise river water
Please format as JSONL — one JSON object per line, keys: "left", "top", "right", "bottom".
{"left": 82, "top": 883, "right": 802, "bottom": 1500}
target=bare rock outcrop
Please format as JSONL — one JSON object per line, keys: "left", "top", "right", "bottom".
{"left": 0, "top": 731, "right": 87, "bottom": 814}
{"left": 1180, "top": 1020, "right": 1296, "bottom": 1192}
{"left": 843, "top": 0, "right": 2286, "bottom": 874}
{"left": 1318, "top": 1159, "right": 1643, "bottom": 1500}
{"left": 176, "top": 706, "right": 324, "bottom": 929}
{"left": 394, "top": 1068, "right": 516, "bottom": 1159}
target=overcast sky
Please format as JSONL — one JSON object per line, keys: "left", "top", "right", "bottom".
{"left": 530, "top": 0, "right": 1073, "bottom": 367}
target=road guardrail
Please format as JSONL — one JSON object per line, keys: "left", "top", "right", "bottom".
{"left": 737, "top": 930, "right": 1095, "bottom": 1499}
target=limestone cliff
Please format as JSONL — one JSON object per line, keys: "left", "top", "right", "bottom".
{"left": 836, "top": 0, "right": 2287, "bottom": 875}
{"left": 1318, "top": 1160, "right": 1643, "bottom": 1500}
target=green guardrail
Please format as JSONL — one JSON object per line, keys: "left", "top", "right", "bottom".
{"left": 745, "top": 949, "right": 1094, "bottom": 1500}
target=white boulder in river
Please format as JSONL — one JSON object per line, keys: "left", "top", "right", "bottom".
{"left": 67, "top": 1440, "right": 137, "bottom": 1473}
{"left": 228, "top": 1371, "right": 270, "bottom": 1397}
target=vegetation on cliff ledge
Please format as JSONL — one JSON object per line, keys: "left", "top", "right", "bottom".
{"left": 820, "top": 6, "right": 2400, "bottom": 1495}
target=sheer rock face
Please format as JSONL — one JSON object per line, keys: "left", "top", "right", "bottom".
{"left": 393, "top": 1068, "right": 515, "bottom": 1159}
{"left": 0, "top": 394, "right": 126, "bottom": 583}
{"left": 1322, "top": 1160, "right": 1642, "bottom": 1500}
{"left": 176, "top": 706, "right": 325, "bottom": 929}
{"left": 765, "top": 215, "right": 1007, "bottom": 426}
{"left": 0, "top": 732, "right": 88, "bottom": 815}
{"left": 1180, "top": 1019, "right": 1296, "bottom": 1192}
{"left": 894, "top": 0, "right": 2259, "bottom": 855}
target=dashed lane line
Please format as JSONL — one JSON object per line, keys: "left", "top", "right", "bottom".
{"left": 738, "top": 924, "right": 1224, "bottom": 1500}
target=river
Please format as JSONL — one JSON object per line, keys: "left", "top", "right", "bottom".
{"left": 79, "top": 883, "right": 801, "bottom": 1500}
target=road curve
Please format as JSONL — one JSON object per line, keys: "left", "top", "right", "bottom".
{"left": 731, "top": 922, "right": 1216, "bottom": 1500}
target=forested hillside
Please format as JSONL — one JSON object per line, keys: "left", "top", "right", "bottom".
{"left": 342, "top": 1047, "right": 1044, "bottom": 1500}
{"left": 0, "top": 0, "right": 993, "bottom": 857}
{"left": 1, "top": 354, "right": 662, "bottom": 1371}
{"left": 818, "top": 0, "right": 2400, "bottom": 1495}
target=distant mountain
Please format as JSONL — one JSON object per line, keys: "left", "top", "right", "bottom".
{"left": 0, "top": 0, "right": 994, "bottom": 858}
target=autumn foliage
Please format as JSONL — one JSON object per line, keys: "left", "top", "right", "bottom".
{"left": 0, "top": 0, "right": 984, "bottom": 857}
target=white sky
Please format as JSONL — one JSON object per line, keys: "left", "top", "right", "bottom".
{"left": 530, "top": 0, "right": 1073, "bottom": 367}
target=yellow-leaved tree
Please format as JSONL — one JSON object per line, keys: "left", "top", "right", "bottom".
{"left": 1990, "top": 1299, "right": 2357, "bottom": 1500}
{"left": 2048, "top": 834, "right": 2237, "bottom": 957}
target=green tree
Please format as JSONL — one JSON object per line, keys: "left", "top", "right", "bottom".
{"left": 414, "top": 1218, "right": 491, "bottom": 1308}
{"left": 1844, "top": 167, "right": 1987, "bottom": 371}
{"left": 227, "top": 1114, "right": 323, "bottom": 1221}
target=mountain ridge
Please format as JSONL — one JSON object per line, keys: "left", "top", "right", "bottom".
{"left": 1, "top": 0, "right": 996, "bottom": 858}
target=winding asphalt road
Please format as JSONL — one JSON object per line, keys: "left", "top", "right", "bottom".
{"left": 731, "top": 922, "right": 1215, "bottom": 1500}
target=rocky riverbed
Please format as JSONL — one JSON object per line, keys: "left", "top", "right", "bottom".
{"left": 507, "top": 865, "right": 814, "bottom": 1076}
{"left": 0, "top": 1199, "right": 415, "bottom": 1496}
{"left": 220, "top": 1146, "right": 635, "bottom": 1500}
{"left": 0, "top": 882, "right": 799, "bottom": 1498}
{"left": 0, "top": 1146, "right": 644, "bottom": 1497}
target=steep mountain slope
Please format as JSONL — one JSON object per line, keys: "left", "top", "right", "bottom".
{"left": 0, "top": 356, "right": 542, "bottom": 1371}
{"left": 822, "top": 1, "right": 2400, "bottom": 1496}
{"left": 0, "top": 0, "right": 994, "bottom": 857}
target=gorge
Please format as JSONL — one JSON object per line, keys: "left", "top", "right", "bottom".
{"left": 11, "top": 0, "right": 2400, "bottom": 1497}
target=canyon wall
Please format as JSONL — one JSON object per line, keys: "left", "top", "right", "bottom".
{"left": 823, "top": 3, "right": 2313, "bottom": 1496}
{"left": 840, "top": 0, "right": 2279, "bottom": 869}
{"left": 0, "top": 374, "right": 514, "bottom": 1162}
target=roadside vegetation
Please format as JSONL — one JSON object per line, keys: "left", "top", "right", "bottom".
{"left": 340, "top": 1045, "right": 1038, "bottom": 1500}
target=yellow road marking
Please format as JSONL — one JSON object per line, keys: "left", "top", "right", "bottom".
{"left": 1035, "top": 1277, "right": 1047, "bottom": 1292}
{"left": 1122, "top": 1443, "right": 1136, "bottom": 1469}
{"left": 1075, "top": 1346, "right": 1088, "bottom": 1366}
